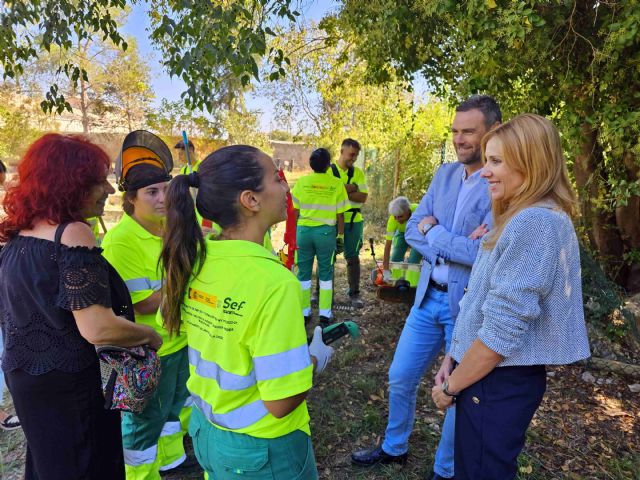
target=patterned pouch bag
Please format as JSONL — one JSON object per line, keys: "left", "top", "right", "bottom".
{"left": 96, "top": 345, "right": 161, "bottom": 413}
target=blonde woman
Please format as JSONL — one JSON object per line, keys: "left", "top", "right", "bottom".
{"left": 431, "top": 114, "right": 590, "bottom": 479}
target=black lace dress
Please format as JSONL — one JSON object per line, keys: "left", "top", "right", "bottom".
{"left": 0, "top": 234, "right": 126, "bottom": 480}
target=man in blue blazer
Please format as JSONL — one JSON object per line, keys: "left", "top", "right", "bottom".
{"left": 352, "top": 95, "right": 501, "bottom": 480}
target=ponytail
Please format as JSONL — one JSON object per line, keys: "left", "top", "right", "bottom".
{"left": 161, "top": 144, "right": 266, "bottom": 335}
{"left": 160, "top": 174, "right": 206, "bottom": 336}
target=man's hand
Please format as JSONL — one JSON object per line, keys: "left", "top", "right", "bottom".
{"left": 344, "top": 184, "right": 358, "bottom": 193}
{"left": 468, "top": 223, "right": 489, "bottom": 240}
{"left": 434, "top": 353, "right": 455, "bottom": 386}
{"left": 418, "top": 216, "right": 438, "bottom": 234}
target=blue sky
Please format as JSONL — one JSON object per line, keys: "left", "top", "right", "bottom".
{"left": 121, "top": 1, "right": 341, "bottom": 131}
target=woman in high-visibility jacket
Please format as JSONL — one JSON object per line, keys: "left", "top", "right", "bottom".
{"left": 291, "top": 148, "right": 349, "bottom": 325}
{"left": 382, "top": 196, "right": 422, "bottom": 287}
{"left": 102, "top": 131, "right": 192, "bottom": 480}
{"left": 160, "top": 145, "right": 333, "bottom": 479}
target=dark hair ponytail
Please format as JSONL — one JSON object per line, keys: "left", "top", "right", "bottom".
{"left": 196, "top": 145, "right": 265, "bottom": 228}
{"left": 160, "top": 145, "right": 266, "bottom": 336}
{"left": 160, "top": 174, "right": 206, "bottom": 336}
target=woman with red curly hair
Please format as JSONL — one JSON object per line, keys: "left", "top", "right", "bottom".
{"left": 0, "top": 134, "right": 162, "bottom": 480}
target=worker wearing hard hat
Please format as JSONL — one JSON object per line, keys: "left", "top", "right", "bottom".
{"left": 103, "top": 130, "right": 194, "bottom": 479}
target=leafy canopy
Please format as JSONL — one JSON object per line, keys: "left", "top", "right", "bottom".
{"left": 1, "top": 0, "right": 299, "bottom": 113}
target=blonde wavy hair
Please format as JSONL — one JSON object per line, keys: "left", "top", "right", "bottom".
{"left": 482, "top": 114, "right": 578, "bottom": 250}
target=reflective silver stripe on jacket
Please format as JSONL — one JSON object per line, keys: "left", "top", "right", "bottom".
{"left": 253, "top": 344, "right": 312, "bottom": 382}
{"left": 297, "top": 202, "right": 338, "bottom": 211}
{"left": 125, "top": 277, "right": 162, "bottom": 292}
{"left": 188, "top": 347, "right": 256, "bottom": 390}
{"left": 191, "top": 393, "right": 269, "bottom": 430}
{"left": 299, "top": 217, "right": 336, "bottom": 226}
{"left": 292, "top": 194, "right": 349, "bottom": 212}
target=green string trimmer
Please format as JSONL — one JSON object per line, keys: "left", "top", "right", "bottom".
{"left": 308, "top": 321, "right": 361, "bottom": 345}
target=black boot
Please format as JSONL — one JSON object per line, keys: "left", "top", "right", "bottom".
{"left": 346, "top": 257, "right": 364, "bottom": 308}
{"left": 351, "top": 444, "right": 408, "bottom": 466}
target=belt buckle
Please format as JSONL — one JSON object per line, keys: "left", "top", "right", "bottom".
{"left": 430, "top": 279, "right": 448, "bottom": 292}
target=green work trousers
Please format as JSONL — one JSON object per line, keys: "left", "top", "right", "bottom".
{"left": 122, "top": 347, "right": 191, "bottom": 479}
{"left": 297, "top": 225, "right": 336, "bottom": 318}
{"left": 189, "top": 407, "right": 318, "bottom": 480}
{"left": 344, "top": 220, "right": 364, "bottom": 260}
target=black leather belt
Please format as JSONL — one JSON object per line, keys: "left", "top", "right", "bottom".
{"left": 429, "top": 279, "right": 448, "bottom": 292}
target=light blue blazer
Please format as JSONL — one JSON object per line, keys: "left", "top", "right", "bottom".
{"left": 405, "top": 162, "right": 492, "bottom": 318}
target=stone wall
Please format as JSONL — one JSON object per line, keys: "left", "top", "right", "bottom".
{"left": 271, "top": 141, "right": 313, "bottom": 172}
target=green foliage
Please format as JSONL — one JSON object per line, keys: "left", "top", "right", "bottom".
{"left": 260, "top": 24, "right": 451, "bottom": 221}
{"left": 224, "top": 108, "right": 272, "bottom": 154}
{"left": 580, "top": 244, "right": 628, "bottom": 338}
{"left": 146, "top": 0, "right": 298, "bottom": 112}
{"left": 6, "top": 7, "right": 155, "bottom": 133}
{"left": 269, "top": 130, "right": 294, "bottom": 142}
{"left": 0, "top": 0, "right": 128, "bottom": 113}
{"left": 146, "top": 99, "right": 224, "bottom": 138}
{"left": 0, "top": 84, "right": 55, "bottom": 162}
{"left": 102, "top": 38, "right": 154, "bottom": 131}
{"left": 0, "top": 104, "right": 38, "bottom": 162}
{"left": 2, "top": 0, "right": 297, "bottom": 114}
{"left": 336, "top": 0, "right": 640, "bottom": 289}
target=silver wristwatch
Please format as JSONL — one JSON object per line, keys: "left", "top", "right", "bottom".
{"left": 423, "top": 223, "right": 435, "bottom": 235}
{"left": 441, "top": 379, "right": 458, "bottom": 398}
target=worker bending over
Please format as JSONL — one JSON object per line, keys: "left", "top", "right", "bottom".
{"left": 382, "top": 196, "right": 422, "bottom": 287}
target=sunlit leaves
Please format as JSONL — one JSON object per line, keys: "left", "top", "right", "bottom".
{"left": 2, "top": 0, "right": 299, "bottom": 114}
{"left": 147, "top": 0, "right": 298, "bottom": 112}
{"left": 1, "top": 0, "right": 128, "bottom": 111}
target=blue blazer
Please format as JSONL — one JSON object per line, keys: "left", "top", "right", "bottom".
{"left": 405, "top": 162, "right": 492, "bottom": 318}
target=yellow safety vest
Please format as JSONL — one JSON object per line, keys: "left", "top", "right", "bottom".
{"left": 291, "top": 172, "right": 350, "bottom": 227}
{"left": 102, "top": 213, "right": 187, "bottom": 356}
{"left": 184, "top": 239, "right": 313, "bottom": 438}
{"left": 327, "top": 164, "right": 368, "bottom": 223}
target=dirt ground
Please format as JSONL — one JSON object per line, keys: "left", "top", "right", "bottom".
{"left": 1, "top": 217, "right": 639, "bottom": 479}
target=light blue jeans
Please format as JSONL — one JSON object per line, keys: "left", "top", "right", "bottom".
{"left": 382, "top": 287, "right": 456, "bottom": 478}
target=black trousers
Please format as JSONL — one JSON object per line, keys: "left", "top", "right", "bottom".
{"left": 5, "top": 362, "right": 125, "bottom": 480}
{"left": 455, "top": 365, "right": 547, "bottom": 480}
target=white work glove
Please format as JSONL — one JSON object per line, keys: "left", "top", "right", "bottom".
{"left": 308, "top": 326, "right": 334, "bottom": 374}
{"left": 382, "top": 269, "right": 392, "bottom": 282}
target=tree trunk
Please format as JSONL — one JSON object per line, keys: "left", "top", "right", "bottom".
{"left": 79, "top": 75, "right": 89, "bottom": 134}
{"left": 126, "top": 106, "right": 132, "bottom": 131}
{"left": 582, "top": 357, "right": 640, "bottom": 379}
{"left": 393, "top": 148, "right": 401, "bottom": 197}
{"left": 77, "top": 40, "right": 91, "bottom": 134}
{"left": 573, "top": 122, "right": 627, "bottom": 284}
{"left": 615, "top": 152, "right": 640, "bottom": 291}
